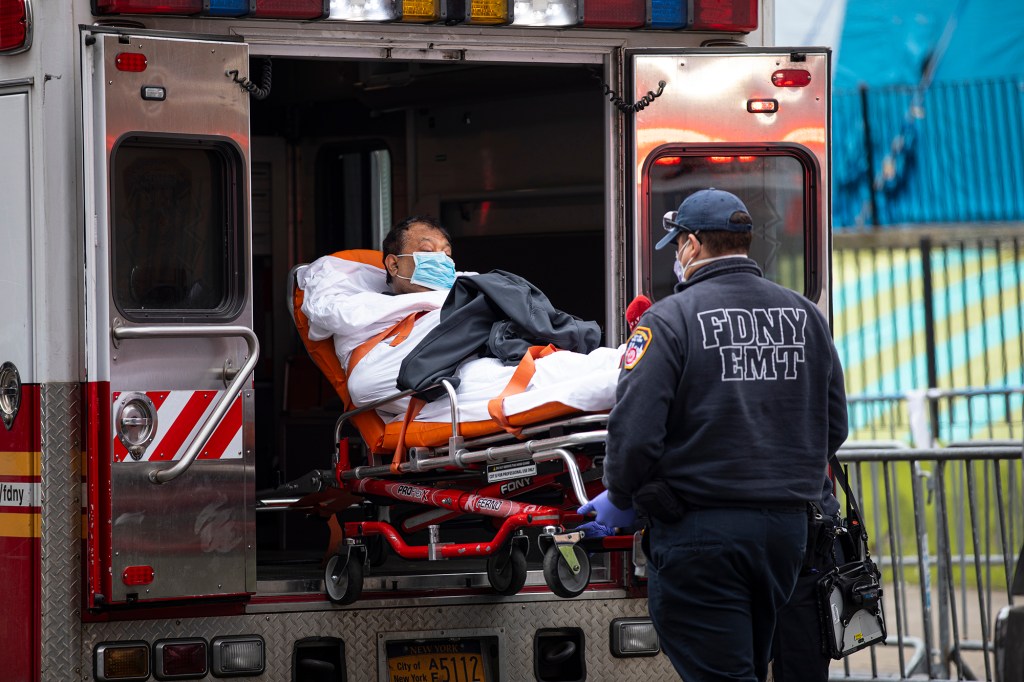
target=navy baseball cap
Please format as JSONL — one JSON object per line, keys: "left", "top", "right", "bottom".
{"left": 655, "top": 188, "right": 751, "bottom": 250}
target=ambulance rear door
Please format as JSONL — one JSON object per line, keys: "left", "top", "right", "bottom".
{"left": 81, "top": 27, "right": 256, "bottom": 606}
{"left": 628, "top": 48, "right": 831, "bottom": 312}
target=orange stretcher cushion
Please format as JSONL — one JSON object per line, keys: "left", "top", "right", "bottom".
{"left": 293, "top": 250, "right": 589, "bottom": 454}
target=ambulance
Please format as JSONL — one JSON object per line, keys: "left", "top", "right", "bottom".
{"left": 0, "top": 0, "right": 832, "bottom": 678}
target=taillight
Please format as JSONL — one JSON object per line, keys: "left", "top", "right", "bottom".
{"left": 0, "top": 0, "right": 31, "bottom": 54}
{"left": 154, "top": 639, "right": 209, "bottom": 679}
{"left": 747, "top": 98, "right": 779, "bottom": 114}
{"left": 95, "top": 642, "right": 150, "bottom": 681}
{"left": 210, "top": 636, "right": 266, "bottom": 677}
{"left": 251, "top": 0, "right": 327, "bottom": 19}
{"left": 511, "top": 0, "right": 580, "bottom": 27}
{"left": 647, "top": 0, "right": 686, "bottom": 29}
{"left": 689, "top": 0, "right": 757, "bottom": 32}
{"left": 94, "top": 0, "right": 203, "bottom": 14}
{"left": 121, "top": 565, "right": 155, "bottom": 586}
{"left": 115, "top": 52, "right": 147, "bottom": 72}
{"left": 581, "top": 0, "right": 644, "bottom": 28}
{"left": 772, "top": 69, "right": 812, "bottom": 87}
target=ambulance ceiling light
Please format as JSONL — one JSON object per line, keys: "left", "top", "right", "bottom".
{"left": 93, "top": 0, "right": 203, "bottom": 15}
{"left": 689, "top": 0, "right": 757, "bottom": 32}
{"left": 202, "top": 0, "right": 253, "bottom": 17}
{"left": 510, "top": 0, "right": 580, "bottom": 27}
{"left": 464, "top": 0, "right": 510, "bottom": 25}
{"left": 253, "top": 0, "right": 328, "bottom": 19}
{"left": 328, "top": 0, "right": 399, "bottom": 21}
{"left": 647, "top": 0, "right": 686, "bottom": 29}
{"left": 581, "top": 0, "right": 644, "bottom": 28}
{"left": 0, "top": 0, "right": 31, "bottom": 54}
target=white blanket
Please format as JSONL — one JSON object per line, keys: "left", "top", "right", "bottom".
{"left": 299, "top": 255, "right": 622, "bottom": 423}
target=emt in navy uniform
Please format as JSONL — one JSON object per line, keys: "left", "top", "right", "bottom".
{"left": 579, "top": 188, "right": 848, "bottom": 681}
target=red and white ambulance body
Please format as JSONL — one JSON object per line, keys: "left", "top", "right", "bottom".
{"left": 0, "top": 0, "right": 833, "bottom": 678}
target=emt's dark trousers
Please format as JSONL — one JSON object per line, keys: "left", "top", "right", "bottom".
{"left": 772, "top": 534, "right": 846, "bottom": 682}
{"left": 646, "top": 506, "right": 807, "bottom": 682}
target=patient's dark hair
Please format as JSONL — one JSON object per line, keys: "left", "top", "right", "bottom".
{"left": 382, "top": 215, "right": 451, "bottom": 284}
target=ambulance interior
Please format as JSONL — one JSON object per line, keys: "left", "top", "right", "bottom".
{"left": 249, "top": 57, "right": 614, "bottom": 590}
{"left": 245, "top": 56, "right": 813, "bottom": 593}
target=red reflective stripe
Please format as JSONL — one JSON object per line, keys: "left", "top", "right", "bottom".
{"left": 113, "top": 437, "right": 128, "bottom": 462}
{"left": 149, "top": 391, "right": 213, "bottom": 461}
{"left": 0, "top": 384, "right": 39, "bottom": 452}
{"left": 148, "top": 391, "right": 170, "bottom": 410}
{"left": 197, "top": 396, "right": 242, "bottom": 460}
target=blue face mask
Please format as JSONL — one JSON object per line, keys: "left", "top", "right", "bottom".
{"left": 397, "top": 252, "right": 457, "bottom": 290}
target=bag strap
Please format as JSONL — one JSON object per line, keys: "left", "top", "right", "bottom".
{"left": 828, "top": 453, "right": 872, "bottom": 561}
{"left": 347, "top": 312, "right": 424, "bottom": 372}
{"left": 486, "top": 344, "right": 559, "bottom": 437}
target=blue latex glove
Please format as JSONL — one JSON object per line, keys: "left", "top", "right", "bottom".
{"left": 578, "top": 491, "right": 636, "bottom": 532}
{"left": 574, "top": 520, "right": 614, "bottom": 539}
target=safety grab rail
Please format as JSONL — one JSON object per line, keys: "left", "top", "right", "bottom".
{"left": 343, "top": 428, "right": 606, "bottom": 484}
{"left": 111, "top": 323, "right": 259, "bottom": 484}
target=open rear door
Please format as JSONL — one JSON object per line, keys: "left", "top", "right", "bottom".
{"left": 628, "top": 48, "right": 831, "bottom": 313}
{"left": 81, "top": 28, "right": 256, "bottom": 606}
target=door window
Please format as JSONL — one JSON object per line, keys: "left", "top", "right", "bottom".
{"left": 111, "top": 137, "right": 244, "bottom": 320}
{"left": 644, "top": 147, "right": 818, "bottom": 303}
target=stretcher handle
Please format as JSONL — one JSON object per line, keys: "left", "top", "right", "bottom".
{"left": 110, "top": 323, "right": 259, "bottom": 484}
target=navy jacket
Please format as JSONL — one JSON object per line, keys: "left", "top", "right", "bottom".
{"left": 604, "top": 257, "right": 847, "bottom": 513}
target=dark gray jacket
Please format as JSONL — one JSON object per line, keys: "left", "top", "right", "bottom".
{"left": 398, "top": 271, "right": 602, "bottom": 394}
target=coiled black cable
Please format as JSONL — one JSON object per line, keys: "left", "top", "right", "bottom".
{"left": 592, "top": 70, "right": 666, "bottom": 114}
{"left": 226, "top": 58, "right": 272, "bottom": 100}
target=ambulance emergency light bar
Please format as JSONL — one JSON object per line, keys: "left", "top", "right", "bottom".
{"left": 90, "top": 0, "right": 758, "bottom": 32}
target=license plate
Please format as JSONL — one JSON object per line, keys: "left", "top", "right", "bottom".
{"left": 386, "top": 639, "right": 489, "bottom": 682}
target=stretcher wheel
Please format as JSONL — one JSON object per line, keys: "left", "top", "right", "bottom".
{"left": 542, "top": 544, "right": 590, "bottom": 598}
{"left": 324, "top": 552, "right": 364, "bottom": 605}
{"left": 486, "top": 545, "right": 528, "bottom": 595}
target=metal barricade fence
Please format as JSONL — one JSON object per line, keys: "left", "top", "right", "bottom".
{"left": 830, "top": 388, "right": 1024, "bottom": 681}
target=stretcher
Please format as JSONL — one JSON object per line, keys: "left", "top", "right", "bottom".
{"left": 287, "top": 250, "right": 633, "bottom": 603}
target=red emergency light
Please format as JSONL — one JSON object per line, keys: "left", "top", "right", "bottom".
{"left": 0, "top": 0, "right": 30, "bottom": 53}
{"left": 689, "top": 0, "right": 757, "bottom": 32}
{"left": 252, "top": 0, "right": 327, "bottom": 19}
{"left": 93, "top": 0, "right": 202, "bottom": 14}
{"left": 581, "top": 0, "right": 644, "bottom": 28}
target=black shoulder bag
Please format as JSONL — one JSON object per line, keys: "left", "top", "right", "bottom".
{"left": 817, "top": 454, "right": 887, "bottom": 659}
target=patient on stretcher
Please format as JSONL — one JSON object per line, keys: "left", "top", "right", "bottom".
{"left": 298, "top": 216, "right": 623, "bottom": 425}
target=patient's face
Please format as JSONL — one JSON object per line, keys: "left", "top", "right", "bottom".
{"left": 388, "top": 223, "right": 453, "bottom": 294}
